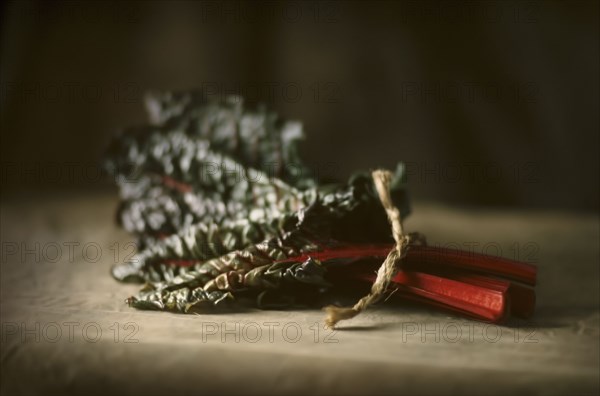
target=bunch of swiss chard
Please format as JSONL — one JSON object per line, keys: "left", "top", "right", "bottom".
{"left": 104, "top": 92, "right": 536, "bottom": 323}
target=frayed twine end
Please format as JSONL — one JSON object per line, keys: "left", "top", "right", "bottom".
{"left": 323, "top": 306, "right": 360, "bottom": 329}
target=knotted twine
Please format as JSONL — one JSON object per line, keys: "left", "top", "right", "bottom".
{"left": 324, "top": 169, "right": 422, "bottom": 329}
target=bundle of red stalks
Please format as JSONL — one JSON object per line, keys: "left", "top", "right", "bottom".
{"left": 304, "top": 243, "right": 537, "bottom": 323}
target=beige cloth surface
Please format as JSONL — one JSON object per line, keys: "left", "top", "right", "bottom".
{"left": 1, "top": 193, "right": 598, "bottom": 395}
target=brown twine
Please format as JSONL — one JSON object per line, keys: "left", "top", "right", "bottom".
{"left": 323, "top": 169, "right": 419, "bottom": 329}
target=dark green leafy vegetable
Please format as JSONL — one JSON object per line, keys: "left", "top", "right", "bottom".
{"left": 105, "top": 92, "right": 409, "bottom": 312}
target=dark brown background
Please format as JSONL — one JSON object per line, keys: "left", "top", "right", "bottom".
{"left": 1, "top": 0, "right": 598, "bottom": 211}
